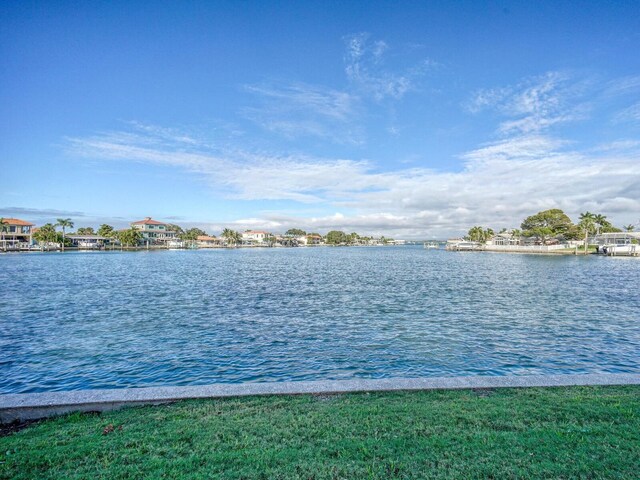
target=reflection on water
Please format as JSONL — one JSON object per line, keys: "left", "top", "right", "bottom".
{"left": 1, "top": 246, "right": 639, "bottom": 393}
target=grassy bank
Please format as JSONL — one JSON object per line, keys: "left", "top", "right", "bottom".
{"left": 1, "top": 386, "right": 639, "bottom": 479}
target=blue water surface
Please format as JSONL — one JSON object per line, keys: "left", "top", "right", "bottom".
{"left": 1, "top": 246, "right": 639, "bottom": 393}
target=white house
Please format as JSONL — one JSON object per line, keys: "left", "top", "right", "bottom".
{"left": 241, "top": 230, "right": 270, "bottom": 244}
{"left": 67, "top": 234, "right": 110, "bottom": 249}
{"left": 487, "top": 233, "right": 522, "bottom": 246}
{"left": 594, "top": 232, "right": 640, "bottom": 246}
{"left": 130, "top": 217, "right": 179, "bottom": 245}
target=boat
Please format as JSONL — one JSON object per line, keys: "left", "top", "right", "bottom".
{"left": 424, "top": 242, "right": 439, "bottom": 249}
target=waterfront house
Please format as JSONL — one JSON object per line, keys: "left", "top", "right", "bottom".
{"left": 0, "top": 218, "right": 34, "bottom": 249}
{"left": 593, "top": 232, "right": 640, "bottom": 256}
{"left": 594, "top": 232, "right": 640, "bottom": 246}
{"left": 241, "top": 230, "right": 271, "bottom": 244}
{"left": 307, "top": 234, "right": 323, "bottom": 245}
{"left": 130, "top": 217, "right": 178, "bottom": 245}
{"left": 67, "top": 234, "right": 110, "bottom": 249}
{"left": 487, "top": 233, "right": 522, "bottom": 246}
{"left": 196, "top": 235, "right": 223, "bottom": 247}
{"left": 297, "top": 234, "right": 322, "bottom": 245}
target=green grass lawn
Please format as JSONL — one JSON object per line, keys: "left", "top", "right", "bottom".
{"left": 1, "top": 386, "right": 639, "bottom": 479}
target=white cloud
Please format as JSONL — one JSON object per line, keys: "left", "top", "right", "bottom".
{"left": 66, "top": 124, "right": 640, "bottom": 238}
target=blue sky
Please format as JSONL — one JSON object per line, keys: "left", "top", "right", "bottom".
{"left": 1, "top": 1, "right": 639, "bottom": 238}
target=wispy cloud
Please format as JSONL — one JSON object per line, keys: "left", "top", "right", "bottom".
{"left": 467, "top": 72, "right": 589, "bottom": 135}
{"left": 604, "top": 75, "right": 640, "bottom": 97}
{"left": 613, "top": 101, "right": 640, "bottom": 124}
{"left": 241, "top": 82, "right": 362, "bottom": 144}
{"left": 65, "top": 123, "right": 376, "bottom": 203}
{"left": 343, "top": 33, "right": 436, "bottom": 101}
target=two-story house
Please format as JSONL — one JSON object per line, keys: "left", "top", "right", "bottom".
{"left": 0, "top": 218, "right": 35, "bottom": 248}
{"left": 241, "top": 230, "right": 270, "bottom": 244}
{"left": 130, "top": 217, "right": 178, "bottom": 245}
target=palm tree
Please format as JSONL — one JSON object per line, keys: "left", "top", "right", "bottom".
{"left": 0, "top": 218, "right": 8, "bottom": 250}
{"left": 116, "top": 227, "right": 143, "bottom": 247}
{"left": 221, "top": 228, "right": 241, "bottom": 247}
{"left": 56, "top": 218, "right": 74, "bottom": 251}
{"left": 624, "top": 224, "right": 635, "bottom": 232}
{"left": 593, "top": 214, "right": 608, "bottom": 235}
{"left": 578, "top": 212, "right": 596, "bottom": 255}
{"left": 232, "top": 230, "right": 242, "bottom": 246}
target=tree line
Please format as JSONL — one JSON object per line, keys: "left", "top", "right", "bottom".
{"left": 464, "top": 209, "right": 635, "bottom": 244}
{"left": 28, "top": 220, "right": 391, "bottom": 247}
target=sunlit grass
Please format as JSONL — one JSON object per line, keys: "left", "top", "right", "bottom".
{"left": 1, "top": 386, "right": 639, "bottom": 479}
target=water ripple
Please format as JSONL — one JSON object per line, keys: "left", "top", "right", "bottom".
{"left": 1, "top": 247, "right": 639, "bottom": 393}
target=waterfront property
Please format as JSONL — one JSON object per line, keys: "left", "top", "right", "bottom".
{"left": 296, "top": 234, "right": 323, "bottom": 246}
{"left": 0, "top": 218, "right": 34, "bottom": 250}
{"left": 594, "top": 232, "right": 640, "bottom": 256}
{"left": 66, "top": 234, "right": 110, "bottom": 249}
{"left": 241, "top": 230, "right": 271, "bottom": 244}
{"left": 487, "top": 233, "right": 521, "bottom": 246}
{"left": 130, "top": 217, "right": 179, "bottom": 245}
{"left": 196, "top": 235, "right": 223, "bottom": 248}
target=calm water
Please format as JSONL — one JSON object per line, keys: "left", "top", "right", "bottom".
{"left": 1, "top": 246, "right": 639, "bottom": 393}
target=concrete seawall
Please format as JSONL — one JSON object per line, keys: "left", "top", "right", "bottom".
{"left": 2, "top": 373, "right": 639, "bottom": 423}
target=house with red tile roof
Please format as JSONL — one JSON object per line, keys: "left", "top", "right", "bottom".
{"left": 297, "top": 234, "right": 323, "bottom": 245}
{"left": 130, "top": 217, "right": 179, "bottom": 245}
{"left": 0, "top": 218, "right": 35, "bottom": 249}
{"left": 196, "top": 235, "right": 222, "bottom": 247}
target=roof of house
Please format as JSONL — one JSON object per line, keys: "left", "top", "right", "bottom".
{"left": 197, "top": 235, "right": 218, "bottom": 241}
{"left": 597, "top": 231, "right": 640, "bottom": 238}
{"left": 0, "top": 218, "right": 35, "bottom": 226}
{"left": 131, "top": 217, "right": 167, "bottom": 226}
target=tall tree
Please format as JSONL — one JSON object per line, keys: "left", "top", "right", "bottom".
{"left": 624, "top": 224, "right": 635, "bottom": 232}
{"left": 76, "top": 227, "right": 95, "bottom": 235}
{"left": 221, "top": 228, "right": 240, "bottom": 246}
{"left": 116, "top": 228, "right": 142, "bottom": 247}
{"left": 97, "top": 224, "right": 115, "bottom": 237}
{"left": 181, "top": 228, "right": 207, "bottom": 241}
{"left": 33, "top": 223, "right": 60, "bottom": 244}
{"left": 578, "top": 212, "right": 596, "bottom": 255}
{"left": 285, "top": 228, "right": 306, "bottom": 237}
{"left": 55, "top": 218, "right": 74, "bottom": 250}
{"left": 466, "top": 226, "right": 493, "bottom": 243}
{"left": 521, "top": 209, "right": 573, "bottom": 244}
{"left": 0, "top": 218, "right": 8, "bottom": 247}
{"left": 166, "top": 224, "right": 184, "bottom": 235}
{"left": 325, "top": 230, "right": 347, "bottom": 245}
